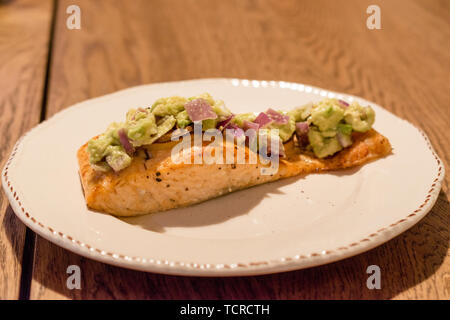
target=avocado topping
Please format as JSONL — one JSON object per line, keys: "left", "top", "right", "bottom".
{"left": 87, "top": 94, "right": 376, "bottom": 172}
{"left": 296, "top": 98, "right": 375, "bottom": 158}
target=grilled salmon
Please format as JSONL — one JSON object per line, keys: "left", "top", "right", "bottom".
{"left": 77, "top": 129, "right": 391, "bottom": 216}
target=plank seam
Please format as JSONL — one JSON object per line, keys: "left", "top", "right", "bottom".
{"left": 19, "top": 0, "right": 59, "bottom": 300}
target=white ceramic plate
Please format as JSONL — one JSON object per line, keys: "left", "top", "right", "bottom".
{"left": 2, "top": 79, "right": 444, "bottom": 276}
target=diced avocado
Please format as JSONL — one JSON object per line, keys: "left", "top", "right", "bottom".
{"left": 144, "top": 115, "right": 177, "bottom": 145}
{"left": 104, "top": 145, "right": 132, "bottom": 172}
{"left": 321, "top": 130, "right": 337, "bottom": 138}
{"left": 150, "top": 96, "right": 187, "bottom": 117}
{"left": 87, "top": 135, "right": 113, "bottom": 163}
{"left": 308, "top": 127, "right": 343, "bottom": 158}
{"left": 344, "top": 103, "right": 375, "bottom": 132}
{"left": 176, "top": 110, "right": 192, "bottom": 128}
{"left": 211, "top": 100, "right": 232, "bottom": 118}
{"left": 336, "top": 123, "right": 353, "bottom": 147}
{"left": 337, "top": 131, "right": 352, "bottom": 148}
{"left": 127, "top": 113, "right": 158, "bottom": 143}
{"left": 310, "top": 99, "right": 345, "bottom": 131}
{"left": 126, "top": 108, "right": 148, "bottom": 122}
{"left": 232, "top": 113, "right": 257, "bottom": 127}
{"left": 337, "top": 123, "right": 353, "bottom": 135}
{"left": 202, "top": 118, "right": 218, "bottom": 130}
{"left": 188, "top": 93, "right": 215, "bottom": 106}
{"left": 307, "top": 127, "right": 323, "bottom": 146}
{"left": 87, "top": 95, "right": 377, "bottom": 172}
{"left": 269, "top": 113, "right": 296, "bottom": 142}
{"left": 87, "top": 123, "right": 121, "bottom": 163}
{"left": 187, "top": 93, "right": 231, "bottom": 123}
{"left": 287, "top": 102, "right": 313, "bottom": 122}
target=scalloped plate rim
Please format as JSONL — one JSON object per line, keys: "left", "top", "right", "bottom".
{"left": 1, "top": 78, "right": 445, "bottom": 276}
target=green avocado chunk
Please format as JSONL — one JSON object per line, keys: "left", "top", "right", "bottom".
{"left": 287, "top": 103, "right": 313, "bottom": 122}
{"left": 344, "top": 103, "right": 375, "bottom": 132}
{"left": 142, "top": 115, "right": 177, "bottom": 146}
{"left": 87, "top": 123, "right": 121, "bottom": 164}
{"left": 151, "top": 96, "right": 187, "bottom": 117}
{"left": 308, "top": 127, "right": 343, "bottom": 158}
{"left": 310, "top": 99, "right": 345, "bottom": 131}
{"left": 202, "top": 118, "right": 218, "bottom": 130}
{"left": 176, "top": 110, "right": 191, "bottom": 128}
{"left": 231, "top": 113, "right": 256, "bottom": 127}
{"left": 304, "top": 99, "right": 375, "bottom": 157}
{"left": 268, "top": 112, "right": 296, "bottom": 142}
{"left": 127, "top": 111, "right": 158, "bottom": 143}
{"left": 105, "top": 145, "right": 132, "bottom": 172}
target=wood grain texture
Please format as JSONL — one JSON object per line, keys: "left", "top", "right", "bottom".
{"left": 27, "top": 0, "right": 449, "bottom": 299}
{"left": 0, "top": 0, "right": 54, "bottom": 299}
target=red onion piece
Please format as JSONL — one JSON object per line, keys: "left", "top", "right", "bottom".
{"left": 225, "top": 123, "right": 245, "bottom": 139}
{"left": 118, "top": 128, "right": 135, "bottom": 155}
{"left": 338, "top": 99, "right": 349, "bottom": 107}
{"left": 217, "top": 114, "right": 234, "bottom": 130}
{"left": 266, "top": 108, "right": 289, "bottom": 124}
{"left": 337, "top": 132, "right": 352, "bottom": 148}
{"left": 295, "top": 121, "right": 309, "bottom": 147}
{"left": 253, "top": 112, "right": 273, "bottom": 128}
{"left": 184, "top": 98, "right": 218, "bottom": 122}
{"left": 131, "top": 108, "right": 148, "bottom": 120}
{"left": 242, "top": 120, "right": 259, "bottom": 131}
{"left": 295, "top": 121, "right": 309, "bottom": 134}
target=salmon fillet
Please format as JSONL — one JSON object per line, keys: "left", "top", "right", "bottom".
{"left": 77, "top": 129, "right": 391, "bottom": 216}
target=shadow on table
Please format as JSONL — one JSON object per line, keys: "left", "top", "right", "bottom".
{"left": 3, "top": 178, "right": 448, "bottom": 299}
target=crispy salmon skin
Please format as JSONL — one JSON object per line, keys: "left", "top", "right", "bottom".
{"left": 77, "top": 129, "right": 391, "bottom": 216}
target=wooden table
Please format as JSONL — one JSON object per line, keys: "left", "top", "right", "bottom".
{"left": 0, "top": 0, "right": 448, "bottom": 300}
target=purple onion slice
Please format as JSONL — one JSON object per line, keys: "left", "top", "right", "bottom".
{"left": 217, "top": 114, "right": 234, "bottom": 130}
{"left": 253, "top": 112, "right": 273, "bottom": 128}
{"left": 295, "top": 121, "right": 309, "bottom": 147}
{"left": 337, "top": 132, "right": 352, "bottom": 148}
{"left": 338, "top": 99, "right": 349, "bottom": 108}
{"left": 225, "top": 123, "right": 245, "bottom": 139}
{"left": 266, "top": 108, "right": 289, "bottom": 124}
{"left": 242, "top": 120, "right": 259, "bottom": 131}
{"left": 118, "top": 128, "right": 135, "bottom": 155}
{"left": 184, "top": 98, "right": 218, "bottom": 122}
